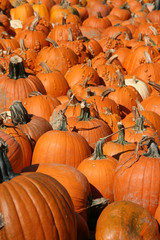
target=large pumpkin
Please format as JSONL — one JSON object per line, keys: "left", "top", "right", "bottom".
{"left": 114, "top": 136, "right": 160, "bottom": 216}
{"left": 0, "top": 138, "right": 77, "bottom": 240}
{"left": 32, "top": 111, "right": 91, "bottom": 168}
{"left": 95, "top": 201, "right": 160, "bottom": 240}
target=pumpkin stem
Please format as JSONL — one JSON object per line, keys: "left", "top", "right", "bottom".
{"left": 111, "top": 31, "right": 122, "bottom": 39}
{"left": 78, "top": 99, "right": 93, "bottom": 121}
{"left": 148, "top": 80, "right": 160, "bottom": 93}
{"left": 132, "top": 115, "right": 146, "bottom": 133}
{"left": 86, "top": 88, "right": 96, "bottom": 97}
{"left": 92, "top": 138, "right": 106, "bottom": 160}
{"left": 57, "top": 111, "right": 68, "bottom": 131}
{"left": 0, "top": 138, "right": 20, "bottom": 183}
{"left": 77, "top": 36, "right": 89, "bottom": 42}
{"left": 140, "top": 135, "right": 160, "bottom": 158}
{"left": 144, "top": 51, "right": 152, "bottom": 64}
{"left": 132, "top": 106, "right": 141, "bottom": 121}
{"left": 39, "top": 62, "right": 52, "bottom": 73}
{"left": 29, "top": 91, "right": 43, "bottom": 97}
{"left": 97, "top": 12, "right": 103, "bottom": 18}
{"left": 136, "top": 99, "right": 145, "bottom": 111}
{"left": 8, "top": 55, "right": 28, "bottom": 80}
{"left": 105, "top": 49, "right": 116, "bottom": 60}
{"left": 46, "top": 38, "right": 58, "bottom": 48}
{"left": 154, "top": 0, "right": 160, "bottom": 10}
{"left": 112, "top": 121, "right": 129, "bottom": 145}
{"left": 9, "top": 100, "right": 30, "bottom": 125}
{"left": 29, "top": 14, "right": 40, "bottom": 31}
{"left": 116, "top": 70, "right": 126, "bottom": 87}
{"left": 106, "top": 54, "right": 118, "bottom": 65}
{"left": 19, "top": 38, "right": 27, "bottom": 51}
{"left": 68, "top": 28, "right": 74, "bottom": 41}
{"left": 67, "top": 89, "right": 81, "bottom": 105}
{"left": 101, "top": 88, "right": 115, "bottom": 99}
{"left": 149, "top": 26, "right": 159, "bottom": 36}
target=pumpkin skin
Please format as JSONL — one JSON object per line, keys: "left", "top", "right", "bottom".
{"left": 36, "top": 63, "right": 69, "bottom": 97}
{"left": 10, "top": 3, "right": 34, "bottom": 22}
{"left": 0, "top": 55, "right": 46, "bottom": 112}
{"left": 22, "top": 162, "right": 91, "bottom": 220}
{"left": 22, "top": 92, "right": 61, "bottom": 122}
{"left": 35, "top": 40, "right": 78, "bottom": 75}
{"left": 114, "top": 148, "right": 160, "bottom": 216}
{"left": 78, "top": 140, "right": 117, "bottom": 201}
{"left": 95, "top": 201, "right": 160, "bottom": 240}
{"left": 0, "top": 131, "right": 23, "bottom": 173}
{"left": 0, "top": 172, "right": 77, "bottom": 240}
{"left": 32, "top": 129, "right": 91, "bottom": 168}
{"left": 9, "top": 101, "right": 53, "bottom": 149}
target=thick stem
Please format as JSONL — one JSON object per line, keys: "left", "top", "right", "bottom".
{"left": 0, "top": 138, "right": 19, "bottom": 183}
{"left": 106, "top": 54, "right": 118, "bottom": 65}
{"left": 116, "top": 70, "right": 126, "bottom": 87}
{"left": 148, "top": 80, "right": 160, "bottom": 93}
{"left": 68, "top": 28, "right": 74, "bottom": 41}
{"left": 29, "top": 15, "right": 40, "bottom": 31}
{"left": 132, "top": 106, "right": 141, "bottom": 121}
{"left": 67, "top": 89, "right": 80, "bottom": 105}
{"left": 77, "top": 36, "right": 89, "bottom": 42}
{"left": 105, "top": 49, "right": 116, "bottom": 60}
{"left": 101, "top": 88, "right": 115, "bottom": 99}
{"left": 46, "top": 38, "right": 58, "bottom": 48}
{"left": 140, "top": 135, "right": 160, "bottom": 157}
{"left": 78, "top": 99, "right": 93, "bottom": 121}
{"left": 19, "top": 38, "right": 27, "bottom": 51}
{"left": 154, "top": 0, "right": 160, "bottom": 10}
{"left": 133, "top": 115, "right": 146, "bottom": 132}
{"left": 57, "top": 111, "right": 68, "bottom": 131}
{"left": 8, "top": 55, "right": 28, "bottom": 80}
{"left": 92, "top": 138, "right": 106, "bottom": 160}
{"left": 29, "top": 91, "right": 43, "bottom": 97}
{"left": 144, "top": 51, "right": 152, "bottom": 64}
{"left": 9, "top": 100, "right": 30, "bottom": 125}
{"left": 111, "top": 31, "right": 122, "bottom": 39}
{"left": 149, "top": 26, "right": 159, "bottom": 36}
{"left": 113, "top": 122, "right": 129, "bottom": 145}
{"left": 39, "top": 62, "right": 52, "bottom": 73}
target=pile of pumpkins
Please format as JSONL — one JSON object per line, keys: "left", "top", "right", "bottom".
{"left": 0, "top": 0, "right": 160, "bottom": 239}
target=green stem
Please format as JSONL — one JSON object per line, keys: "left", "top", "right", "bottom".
{"left": 92, "top": 138, "right": 106, "bottom": 160}
{"left": 78, "top": 100, "right": 93, "bottom": 121}
{"left": 113, "top": 122, "right": 129, "bottom": 145}
{"left": 133, "top": 115, "right": 146, "bottom": 132}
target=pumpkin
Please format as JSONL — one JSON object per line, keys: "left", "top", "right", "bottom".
{"left": 57, "top": 29, "right": 91, "bottom": 64}
{"left": 0, "top": 138, "right": 77, "bottom": 240}
{"left": 36, "top": 62, "right": 69, "bottom": 97}
{"left": 78, "top": 138, "right": 117, "bottom": 201}
{"left": 35, "top": 38, "right": 78, "bottom": 75}
{"left": 0, "top": 55, "right": 46, "bottom": 112}
{"left": 0, "top": 131, "right": 23, "bottom": 173}
{"left": 95, "top": 201, "right": 160, "bottom": 240}
{"left": 9, "top": 101, "right": 52, "bottom": 149}
{"left": 107, "top": 70, "right": 142, "bottom": 118}
{"left": 15, "top": 14, "right": 49, "bottom": 52}
{"left": 22, "top": 91, "right": 60, "bottom": 122}
{"left": 82, "top": 12, "right": 111, "bottom": 32}
{"left": 32, "top": 1, "right": 50, "bottom": 21}
{"left": 32, "top": 111, "right": 91, "bottom": 168}
{"left": 67, "top": 99, "right": 112, "bottom": 151}
{"left": 103, "top": 121, "right": 136, "bottom": 159}
{"left": 10, "top": 3, "right": 34, "bottom": 22}
{"left": 114, "top": 136, "right": 160, "bottom": 216}
{"left": 65, "top": 62, "right": 100, "bottom": 88}
{"left": 22, "top": 162, "right": 91, "bottom": 221}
